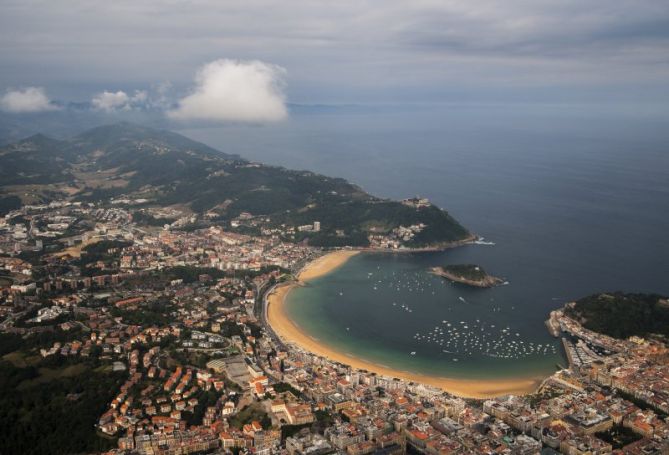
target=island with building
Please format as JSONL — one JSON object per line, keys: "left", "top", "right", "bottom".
{"left": 430, "top": 264, "right": 504, "bottom": 288}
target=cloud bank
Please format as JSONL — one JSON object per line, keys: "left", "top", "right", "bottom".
{"left": 0, "top": 87, "right": 58, "bottom": 113}
{"left": 169, "top": 59, "right": 288, "bottom": 123}
{"left": 2, "top": 2, "right": 669, "bottom": 106}
{"left": 91, "top": 90, "right": 148, "bottom": 111}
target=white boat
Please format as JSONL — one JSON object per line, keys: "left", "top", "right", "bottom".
{"left": 474, "top": 237, "right": 496, "bottom": 246}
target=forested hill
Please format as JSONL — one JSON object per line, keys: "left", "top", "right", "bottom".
{"left": 0, "top": 122, "right": 470, "bottom": 247}
{"left": 565, "top": 292, "right": 669, "bottom": 339}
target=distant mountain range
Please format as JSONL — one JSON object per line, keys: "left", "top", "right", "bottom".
{"left": 0, "top": 122, "right": 470, "bottom": 247}
{"left": 0, "top": 104, "right": 391, "bottom": 146}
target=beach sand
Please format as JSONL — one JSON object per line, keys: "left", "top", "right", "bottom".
{"left": 297, "top": 250, "right": 360, "bottom": 281}
{"left": 267, "top": 250, "right": 542, "bottom": 399}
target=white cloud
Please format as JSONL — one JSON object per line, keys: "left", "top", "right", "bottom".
{"left": 0, "top": 87, "right": 58, "bottom": 113}
{"left": 2, "top": 2, "right": 668, "bottom": 105}
{"left": 168, "top": 59, "right": 288, "bottom": 123}
{"left": 91, "top": 89, "right": 149, "bottom": 111}
{"left": 91, "top": 90, "right": 131, "bottom": 111}
{"left": 130, "top": 89, "right": 148, "bottom": 104}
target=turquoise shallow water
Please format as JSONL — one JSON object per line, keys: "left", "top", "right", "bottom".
{"left": 284, "top": 251, "right": 565, "bottom": 381}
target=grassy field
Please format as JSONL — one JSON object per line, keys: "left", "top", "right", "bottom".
{"left": 51, "top": 237, "right": 101, "bottom": 259}
{"left": 94, "top": 364, "right": 114, "bottom": 373}
{"left": 2, "top": 351, "right": 41, "bottom": 368}
{"left": 229, "top": 403, "right": 270, "bottom": 429}
{"left": 18, "top": 364, "right": 88, "bottom": 389}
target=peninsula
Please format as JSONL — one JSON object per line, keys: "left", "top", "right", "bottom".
{"left": 430, "top": 264, "right": 503, "bottom": 288}
{"left": 563, "top": 292, "right": 669, "bottom": 339}
{"left": 0, "top": 123, "right": 472, "bottom": 250}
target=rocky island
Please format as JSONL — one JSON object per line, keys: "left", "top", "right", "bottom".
{"left": 430, "top": 264, "right": 504, "bottom": 288}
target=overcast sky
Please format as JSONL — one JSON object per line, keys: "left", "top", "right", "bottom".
{"left": 1, "top": 0, "right": 668, "bottom": 111}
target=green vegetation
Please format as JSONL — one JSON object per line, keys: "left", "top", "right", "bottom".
{"left": 161, "top": 266, "right": 228, "bottom": 283}
{"left": 110, "top": 300, "right": 175, "bottom": 326}
{"left": 279, "top": 411, "right": 334, "bottom": 439}
{"left": 0, "top": 275, "right": 14, "bottom": 287}
{"left": 313, "top": 410, "right": 335, "bottom": 433}
{"left": 276, "top": 199, "right": 469, "bottom": 247}
{"left": 3, "top": 350, "right": 42, "bottom": 368}
{"left": 170, "top": 349, "right": 216, "bottom": 370}
{"left": 0, "top": 195, "right": 21, "bottom": 215}
{"left": 0, "top": 333, "right": 28, "bottom": 356}
{"left": 131, "top": 210, "right": 170, "bottom": 226}
{"left": 17, "top": 249, "right": 45, "bottom": 266}
{"left": 0, "top": 358, "right": 125, "bottom": 455}
{"left": 229, "top": 403, "right": 271, "bottom": 429}
{"left": 596, "top": 425, "right": 642, "bottom": 450}
{"left": 614, "top": 389, "right": 668, "bottom": 418}
{"left": 565, "top": 292, "right": 669, "bottom": 339}
{"left": 0, "top": 123, "right": 470, "bottom": 248}
{"left": 441, "top": 264, "right": 488, "bottom": 281}
{"left": 216, "top": 320, "right": 245, "bottom": 338}
{"left": 273, "top": 382, "right": 302, "bottom": 397}
{"left": 525, "top": 388, "right": 563, "bottom": 407}
{"left": 281, "top": 423, "right": 311, "bottom": 440}
{"left": 432, "top": 263, "right": 502, "bottom": 287}
{"left": 0, "top": 134, "right": 75, "bottom": 186}
{"left": 76, "top": 239, "right": 131, "bottom": 274}
{"left": 0, "top": 328, "right": 84, "bottom": 353}
{"left": 82, "top": 239, "right": 132, "bottom": 256}
{"left": 17, "top": 363, "right": 89, "bottom": 390}
{"left": 185, "top": 389, "right": 220, "bottom": 426}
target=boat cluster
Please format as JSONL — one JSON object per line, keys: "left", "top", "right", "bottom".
{"left": 367, "top": 270, "right": 438, "bottom": 295}
{"left": 352, "top": 267, "right": 557, "bottom": 362}
{"left": 412, "top": 320, "right": 558, "bottom": 360}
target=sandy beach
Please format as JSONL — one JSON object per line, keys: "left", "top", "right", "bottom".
{"left": 297, "top": 250, "right": 360, "bottom": 281}
{"left": 267, "top": 250, "right": 543, "bottom": 399}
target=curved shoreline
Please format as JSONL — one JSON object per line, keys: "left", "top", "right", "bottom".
{"left": 296, "top": 250, "right": 361, "bottom": 281}
{"left": 267, "top": 249, "right": 543, "bottom": 399}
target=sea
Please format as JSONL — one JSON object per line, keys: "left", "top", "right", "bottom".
{"left": 180, "top": 104, "right": 669, "bottom": 381}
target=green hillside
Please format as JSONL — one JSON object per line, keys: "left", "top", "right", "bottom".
{"left": 0, "top": 122, "right": 470, "bottom": 247}
{"left": 565, "top": 292, "right": 669, "bottom": 339}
